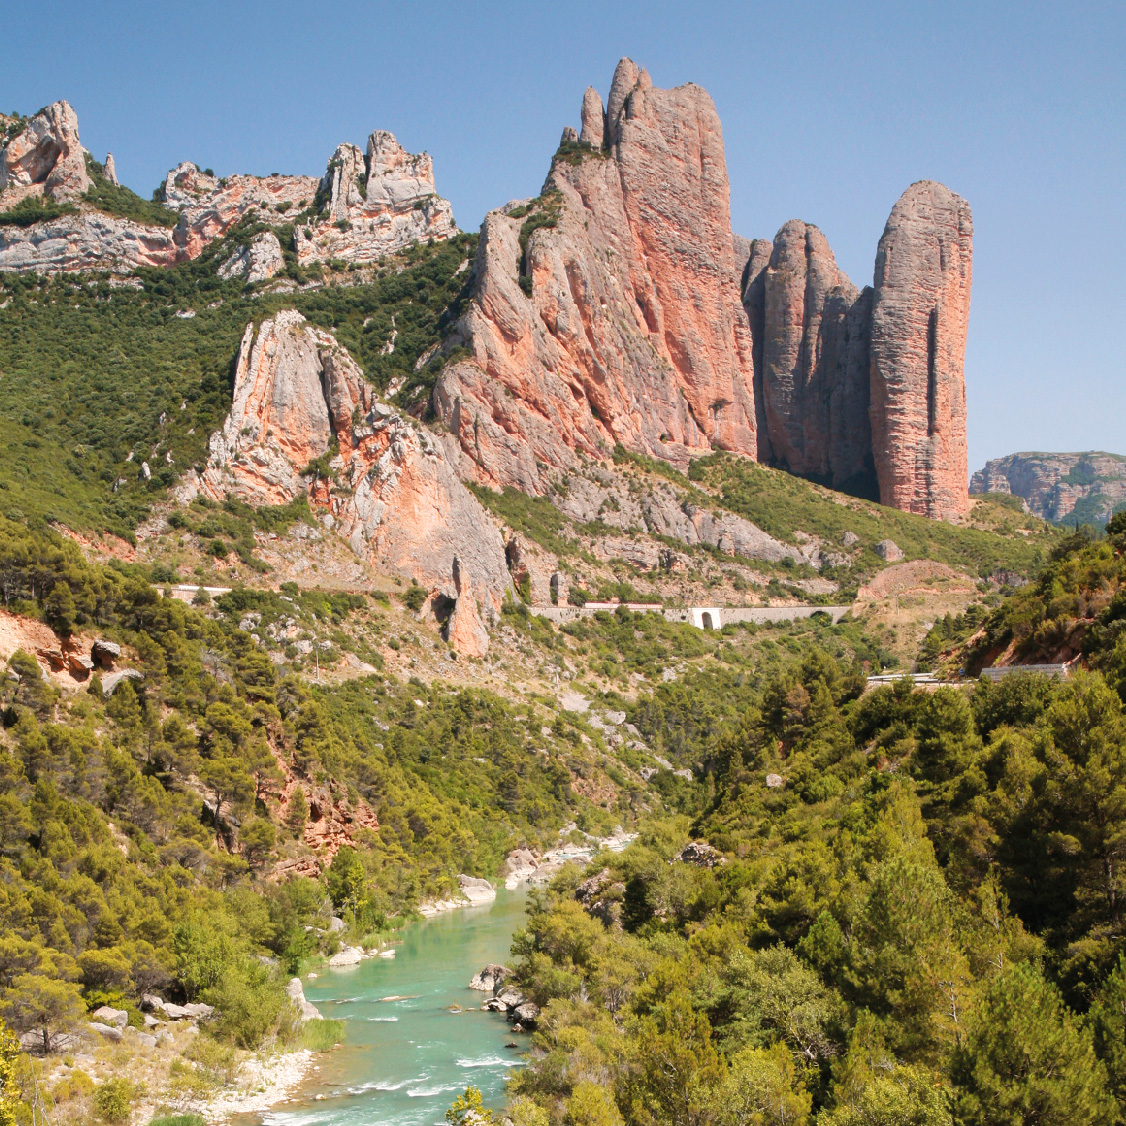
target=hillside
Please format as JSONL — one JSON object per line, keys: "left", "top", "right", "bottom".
{"left": 972, "top": 450, "right": 1126, "bottom": 527}
{"left": 0, "top": 64, "right": 1106, "bottom": 1126}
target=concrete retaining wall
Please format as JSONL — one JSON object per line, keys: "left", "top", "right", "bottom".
{"left": 529, "top": 604, "right": 851, "bottom": 629}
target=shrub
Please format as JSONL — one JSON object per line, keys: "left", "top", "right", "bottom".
{"left": 94, "top": 1078, "right": 134, "bottom": 1124}
{"left": 0, "top": 195, "right": 77, "bottom": 227}
{"left": 402, "top": 581, "right": 426, "bottom": 613}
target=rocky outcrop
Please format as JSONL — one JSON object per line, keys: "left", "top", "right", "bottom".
{"left": 217, "top": 231, "right": 285, "bottom": 283}
{"left": 457, "top": 873, "right": 497, "bottom": 904}
{"left": 294, "top": 131, "right": 458, "bottom": 266}
{"left": 446, "top": 556, "right": 490, "bottom": 657}
{"left": 676, "top": 840, "right": 725, "bottom": 867}
{"left": 103, "top": 154, "right": 119, "bottom": 187}
{"left": 161, "top": 163, "right": 318, "bottom": 259}
{"left": 742, "top": 225, "right": 875, "bottom": 495}
{"left": 553, "top": 465, "right": 813, "bottom": 566}
{"left": 469, "top": 964, "right": 510, "bottom": 992}
{"left": 742, "top": 182, "right": 969, "bottom": 515}
{"left": 971, "top": 451, "right": 1126, "bottom": 525}
{"left": 755, "top": 221, "right": 855, "bottom": 477}
{"left": 433, "top": 58, "right": 757, "bottom": 493}
{"left": 869, "top": 181, "right": 972, "bottom": 519}
{"left": 286, "top": 978, "right": 323, "bottom": 1021}
{"left": 189, "top": 310, "right": 511, "bottom": 651}
{"left": 1, "top": 102, "right": 454, "bottom": 274}
{"left": 0, "top": 101, "right": 90, "bottom": 202}
{"left": 432, "top": 62, "right": 967, "bottom": 521}
{"left": 0, "top": 211, "right": 178, "bottom": 272}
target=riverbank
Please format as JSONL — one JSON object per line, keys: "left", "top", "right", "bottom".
{"left": 200, "top": 1049, "right": 314, "bottom": 1122}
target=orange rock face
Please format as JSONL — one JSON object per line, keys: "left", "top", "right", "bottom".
{"left": 869, "top": 181, "right": 972, "bottom": 519}
{"left": 740, "top": 182, "right": 970, "bottom": 514}
{"left": 192, "top": 310, "right": 511, "bottom": 652}
{"left": 433, "top": 58, "right": 756, "bottom": 492}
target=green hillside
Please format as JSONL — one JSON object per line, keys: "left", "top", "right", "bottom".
{"left": 0, "top": 229, "right": 476, "bottom": 537}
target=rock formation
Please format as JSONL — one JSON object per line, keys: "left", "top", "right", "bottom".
{"left": 431, "top": 61, "right": 969, "bottom": 520}
{"left": 294, "top": 131, "right": 458, "bottom": 266}
{"left": 0, "top": 101, "right": 90, "bottom": 202}
{"left": 745, "top": 221, "right": 873, "bottom": 490}
{"left": 433, "top": 58, "right": 757, "bottom": 493}
{"left": 0, "top": 102, "right": 455, "bottom": 275}
{"left": 103, "top": 153, "right": 119, "bottom": 186}
{"left": 218, "top": 231, "right": 285, "bottom": 283}
{"left": 742, "top": 182, "right": 970, "bottom": 514}
{"left": 0, "top": 89, "right": 973, "bottom": 523}
{"left": 160, "top": 162, "right": 318, "bottom": 259}
{"left": 971, "top": 451, "right": 1126, "bottom": 525}
{"left": 0, "top": 212, "right": 178, "bottom": 272}
{"left": 869, "top": 181, "right": 972, "bottom": 519}
{"left": 190, "top": 310, "right": 511, "bottom": 651}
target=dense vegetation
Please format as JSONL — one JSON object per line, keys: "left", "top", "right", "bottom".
{"left": 0, "top": 232, "right": 475, "bottom": 537}
{"left": 82, "top": 157, "right": 179, "bottom": 228}
{"left": 0, "top": 516, "right": 647, "bottom": 1104}
{"left": 963, "top": 514, "right": 1126, "bottom": 687}
{"left": 508, "top": 565, "right": 1126, "bottom": 1125}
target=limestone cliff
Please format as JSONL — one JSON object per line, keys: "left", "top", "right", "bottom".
{"left": 190, "top": 310, "right": 511, "bottom": 654}
{"left": 971, "top": 451, "right": 1126, "bottom": 526}
{"left": 0, "top": 101, "right": 90, "bottom": 202}
{"left": 160, "top": 163, "right": 318, "bottom": 259}
{"left": 433, "top": 58, "right": 757, "bottom": 493}
{"left": 0, "top": 102, "right": 455, "bottom": 275}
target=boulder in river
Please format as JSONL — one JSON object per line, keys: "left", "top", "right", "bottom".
{"left": 511, "top": 1001, "right": 540, "bottom": 1029}
{"left": 457, "top": 873, "right": 497, "bottom": 905}
{"left": 329, "top": 945, "right": 364, "bottom": 966}
{"left": 469, "top": 963, "right": 510, "bottom": 992}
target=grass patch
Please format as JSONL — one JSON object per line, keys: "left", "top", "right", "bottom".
{"left": 469, "top": 484, "right": 579, "bottom": 558}
{"left": 149, "top": 1116, "right": 206, "bottom": 1126}
{"left": 688, "top": 452, "right": 1059, "bottom": 579}
{"left": 297, "top": 1018, "right": 345, "bottom": 1051}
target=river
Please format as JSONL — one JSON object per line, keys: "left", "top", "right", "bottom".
{"left": 256, "top": 890, "right": 529, "bottom": 1126}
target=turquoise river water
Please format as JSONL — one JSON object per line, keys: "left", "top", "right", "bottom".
{"left": 256, "top": 890, "right": 529, "bottom": 1126}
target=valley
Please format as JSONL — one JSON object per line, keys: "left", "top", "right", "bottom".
{"left": 0, "top": 46, "right": 1122, "bottom": 1126}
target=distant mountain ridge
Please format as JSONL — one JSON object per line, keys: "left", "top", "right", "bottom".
{"left": 971, "top": 450, "right": 1126, "bottom": 526}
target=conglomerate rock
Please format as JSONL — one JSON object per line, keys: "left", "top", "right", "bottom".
{"left": 869, "top": 181, "right": 972, "bottom": 519}
{"left": 433, "top": 58, "right": 757, "bottom": 493}
{"left": 189, "top": 310, "right": 510, "bottom": 652}
{"left": 742, "top": 185, "right": 968, "bottom": 512}
{"left": 754, "top": 220, "right": 858, "bottom": 481}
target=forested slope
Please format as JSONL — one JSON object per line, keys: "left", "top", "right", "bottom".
{"left": 504, "top": 523, "right": 1126, "bottom": 1126}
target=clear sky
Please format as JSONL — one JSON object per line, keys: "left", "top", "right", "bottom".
{"left": 4, "top": 0, "right": 1124, "bottom": 473}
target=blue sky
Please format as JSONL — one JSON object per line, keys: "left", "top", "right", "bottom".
{"left": 5, "top": 0, "right": 1124, "bottom": 472}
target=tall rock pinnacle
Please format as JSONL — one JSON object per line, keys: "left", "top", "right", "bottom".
{"left": 869, "top": 181, "right": 972, "bottom": 519}
{"left": 433, "top": 58, "right": 756, "bottom": 492}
